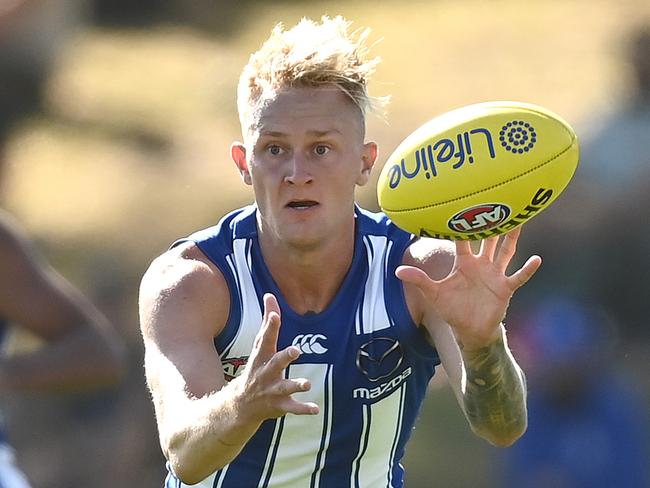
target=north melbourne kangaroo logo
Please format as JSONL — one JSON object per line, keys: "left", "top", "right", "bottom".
{"left": 291, "top": 334, "right": 328, "bottom": 354}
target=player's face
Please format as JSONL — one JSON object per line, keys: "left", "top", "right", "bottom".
{"left": 232, "top": 86, "right": 377, "bottom": 250}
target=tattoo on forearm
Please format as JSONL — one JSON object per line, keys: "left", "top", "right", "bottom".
{"left": 461, "top": 334, "right": 527, "bottom": 440}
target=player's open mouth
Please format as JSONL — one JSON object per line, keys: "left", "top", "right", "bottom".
{"left": 286, "top": 200, "right": 319, "bottom": 210}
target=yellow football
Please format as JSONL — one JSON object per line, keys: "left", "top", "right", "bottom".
{"left": 377, "top": 101, "right": 579, "bottom": 240}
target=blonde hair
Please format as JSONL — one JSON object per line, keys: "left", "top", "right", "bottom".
{"left": 237, "top": 16, "right": 387, "bottom": 136}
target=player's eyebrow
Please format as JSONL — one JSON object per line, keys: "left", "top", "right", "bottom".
{"left": 306, "top": 129, "right": 343, "bottom": 137}
{"left": 258, "top": 130, "right": 286, "bottom": 138}
{"left": 258, "top": 129, "right": 343, "bottom": 138}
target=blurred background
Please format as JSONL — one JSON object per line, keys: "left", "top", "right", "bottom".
{"left": 1, "top": 0, "right": 649, "bottom": 486}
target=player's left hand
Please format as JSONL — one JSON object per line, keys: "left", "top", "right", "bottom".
{"left": 395, "top": 227, "right": 541, "bottom": 350}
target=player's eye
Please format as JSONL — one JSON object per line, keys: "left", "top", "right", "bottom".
{"left": 314, "top": 145, "right": 330, "bottom": 156}
{"left": 267, "top": 144, "right": 284, "bottom": 156}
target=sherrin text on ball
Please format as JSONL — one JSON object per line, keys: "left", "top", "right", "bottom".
{"left": 377, "top": 101, "right": 579, "bottom": 240}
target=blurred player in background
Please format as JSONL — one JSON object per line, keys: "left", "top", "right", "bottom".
{"left": 1, "top": 4, "right": 125, "bottom": 486}
{"left": 571, "top": 24, "right": 650, "bottom": 339}
{"left": 140, "top": 16, "right": 542, "bottom": 487}
{"left": 526, "top": 23, "right": 650, "bottom": 340}
{"left": 500, "top": 295, "right": 649, "bottom": 487}
{"left": 0, "top": 212, "right": 126, "bottom": 487}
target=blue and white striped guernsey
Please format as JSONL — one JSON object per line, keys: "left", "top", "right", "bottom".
{"left": 166, "top": 205, "right": 441, "bottom": 488}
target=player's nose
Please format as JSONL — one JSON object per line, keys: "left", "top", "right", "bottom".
{"left": 284, "top": 153, "right": 313, "bottom": 185}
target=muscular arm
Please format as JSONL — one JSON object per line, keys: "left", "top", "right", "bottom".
{"left": 431, "top": 320, "right": 527, "bottom": 447}
{"left": 461, "top": 330, "right": 527, "bottom": 442}
{"left": 0, "top": 213, "right": 125, "bottom": 392}
{"left": 402, "top": 236, "right": 529, "bottom": 447}
{"left": 140, "top": 244, "right": 316, "bottom": 484}
{"left": 139, "top": 245, "right": 254, "bottom": 482}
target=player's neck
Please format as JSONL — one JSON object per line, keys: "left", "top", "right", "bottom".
{"left": 258, "top": 221, "right": 355, "bottom": 315}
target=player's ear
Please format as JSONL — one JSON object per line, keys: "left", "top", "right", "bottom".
{"left": 356, "top": 141, "right": 378, "bottom": 186}
{"left": 231, "top": 142, "right": 252, "bottom": 185}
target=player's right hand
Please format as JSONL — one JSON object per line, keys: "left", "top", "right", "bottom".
{"left": 233, "top": 293, "right": 320, "bottom": 423}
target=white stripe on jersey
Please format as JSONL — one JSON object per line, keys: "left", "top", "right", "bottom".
{"left": 387, "top": 385, "right": 406, "bottom": 487}
{"left": 225, "top": 239, "right": 262, "bottom": 358}
{"left": 212, "top": 464, "right": 230, "bottom": 488}
{"left": 311, "top": 365, "right": 333, "bottom": 488}
{"left": 356, "top": 236, "right": 393, "bottom": 335}
{"left": 350, "top": 403, "right": 371, "bottom": 487}
{"left": 353, "top": 384, "right": 406, "bottom": 488}
{"left": 260, "top": 363, "right": 332, "bottom": 488}
{"left": 258, "top": 414, "right": 285, "bottom": 487}
{"left": 223, "top": 254, "right": 241, "bottom": 356}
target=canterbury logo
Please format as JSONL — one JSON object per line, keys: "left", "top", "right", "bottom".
{"left": 291, "top": 334, "right": 328, "bottom": 354}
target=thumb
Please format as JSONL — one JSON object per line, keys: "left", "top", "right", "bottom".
{"left": 263, "top": 293, "right": 281, "bottom": 321}
{"left": 395, "top": 265, "right": 438, "bottom": 294}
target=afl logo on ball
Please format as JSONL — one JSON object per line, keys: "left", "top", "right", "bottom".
{"left": 356, "top": 338, "right": 404, "bottom": 382}
{"left": 448, "top": 203, "right": 511, "bottom": 233}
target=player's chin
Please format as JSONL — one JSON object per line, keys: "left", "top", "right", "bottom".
{"left": 279, "top": 225, "right": 325, "bottom": 250}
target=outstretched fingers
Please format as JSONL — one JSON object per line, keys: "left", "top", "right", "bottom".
{"left": 455, "top": 239, "right": 473, "bottom": 257}
{"left": 479, "top": 236, "right": 500, "bottom": 260}
{"left": 507, "top": 254, "right": 542, "bottom": 291}
{"left": 395, "top": 265, "right": 439, "bottom": 300}
{"left": 241, "top": 294, "right": 320, "bottom": 418}
{"left": 277, "top": 394, "right": 320, "bottom": 415}
{"left": 251, "top": 293, "right": 282, "bottom": 367}
{"left": 272, "top": 377, "right": 311, "bottom": 396}
{"left": 494, "top": 227, "right": 521, "bottom": 272}
{"left": 265, "top": 346, "right": 301, "bottom": 377}
{"left": 264, "top": 353, "right": 319, "bottom": 416}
